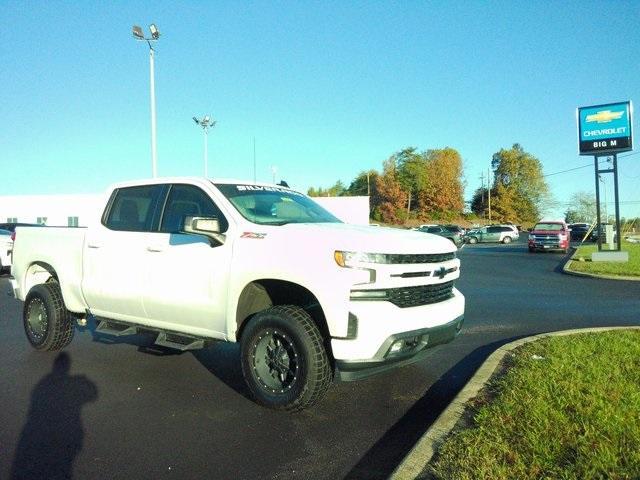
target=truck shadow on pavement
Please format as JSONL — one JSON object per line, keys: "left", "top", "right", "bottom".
{"left": 84, "top": 319, "right": 251, "bottom": 398}
{"left": 191, "top": 343, "right": 250, "bottom": 397}
{"left": 11, "top": 352, "right": 98, "bottom": 480}
{"left": 344, "top": 336, "right": 526, "bottom": 480}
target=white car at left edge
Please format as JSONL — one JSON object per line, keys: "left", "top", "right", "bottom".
{"left": 0, "top": 229, "right": 14, "bottom": 274}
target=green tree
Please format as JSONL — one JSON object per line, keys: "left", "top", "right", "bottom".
{"left": 347, "top": 170, "right": 379, "bottom": 196}
{"left": 395, "top": 148, "right": 429, "bottom": 214}
{"left": 490, "top": 144, "right": 549, "bottom": 223}
{"left": 564, "top": 191, "right": 596, "bottom": 223}
{"left": 471, "top": 187, "right": 489, "bottom": 218}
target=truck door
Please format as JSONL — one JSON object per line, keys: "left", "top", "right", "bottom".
{"left": 141, "top": 184, "right": 232, "bottom": 337}
{"left": 82, "top": 185, "right": 166, "bottom": 321}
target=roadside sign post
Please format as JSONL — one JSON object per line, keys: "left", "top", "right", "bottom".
{"left": 577, "top": 101, "right": 633, "bottom": 252}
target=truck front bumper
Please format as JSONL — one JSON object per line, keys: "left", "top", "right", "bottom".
{"left": 331, "top": 289, "right": 465, "bottom": 381}
{"left": 334, "top": 315, "right": 464, "bottom": 382}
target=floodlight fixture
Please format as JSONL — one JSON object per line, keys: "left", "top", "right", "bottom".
{"left": 132, "top": 25, "right": 144, "bottom": 40}
{"left": 149, "top": 24, "right": 160, "bottom": 40}
{"left": 194, "top": 115, "right": 217, "bottom": 177}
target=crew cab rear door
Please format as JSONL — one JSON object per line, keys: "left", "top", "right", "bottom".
{"left": 82, "top": 184, "right": 166, "bottom": 320}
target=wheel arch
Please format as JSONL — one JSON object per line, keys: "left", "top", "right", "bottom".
{"left": 235, "top": 279, "right": 334, "bottom": 364}
{"left": 23, "top": 261, "right": 58, "bottom": 296}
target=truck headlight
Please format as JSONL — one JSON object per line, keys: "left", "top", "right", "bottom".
{"left": 334, "top": 251, "right": 378, "bottom": 284}
{"left": 334, "top": 251, "right": 386, "bottom": 268}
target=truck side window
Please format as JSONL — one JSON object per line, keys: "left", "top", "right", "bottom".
{"left": 160, "top": 185, "right": 229, "bottom": 234}
{"left": 105, "top": 185, "right": 164, "bottom": 232}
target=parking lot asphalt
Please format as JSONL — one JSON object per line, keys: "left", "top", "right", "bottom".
{"left": 1, "top": 237, "right": 639, "bottom": 480}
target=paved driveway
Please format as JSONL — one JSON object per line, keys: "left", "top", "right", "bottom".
{"left": 0, "top": 242, "right": 638, "bottom": 479}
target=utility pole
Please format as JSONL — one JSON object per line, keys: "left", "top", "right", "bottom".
{"left": 479, "top": 171, "right": 485, "bottom": 218}
{"left": 487, "top": 168, "right": 492, "bottom": 223}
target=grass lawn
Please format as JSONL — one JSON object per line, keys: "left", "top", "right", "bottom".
{"left": 428, "top": 330, "right": 640, "bottom": 480}
{"left": 567, "top": 240, "right": 640, "bottom": 277}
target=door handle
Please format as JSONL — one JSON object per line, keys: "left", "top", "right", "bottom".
{"left": 87, "top": 243, "right": 101, "bottom": 249}
{"left": 146, "top": 246, "right": 163, "bottom": 252}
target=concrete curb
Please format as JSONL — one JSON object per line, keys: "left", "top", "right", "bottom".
{"left": 389, "top": 326, "right": 640, "bottom": 480}
{"left": 563, "top": 249, "right": 640, "bottom": 281}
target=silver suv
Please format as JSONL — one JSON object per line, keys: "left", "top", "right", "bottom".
{"left": 465, "top": 225, "right": 519, "bottom": 244}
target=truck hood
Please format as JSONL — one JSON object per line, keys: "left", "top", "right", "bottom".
{"left": 530, "top": 230, "right": 565, "bottom": 235}
{"left": 251, "top": 222, "right": 457, "bottom": 254}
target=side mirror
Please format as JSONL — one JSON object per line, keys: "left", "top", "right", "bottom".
{"left": 183, "top": 216, "right": 225, "bottom": 245}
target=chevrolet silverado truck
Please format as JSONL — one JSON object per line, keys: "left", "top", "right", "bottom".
{"left": 10, "top": 178, "right": 465, "bottom": 410}
{"left": 528, "top": 219, "right": 570, "bottom": 253}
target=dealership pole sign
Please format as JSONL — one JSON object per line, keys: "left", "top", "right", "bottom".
{"left": 577, "top": 100, "right": 633, "bottom": 254}
{"left": 577, "top": 101, "right": 633, "bottom": 155}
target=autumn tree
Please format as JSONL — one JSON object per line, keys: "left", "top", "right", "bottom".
{"left": 372, "top": 156, "right": 408, "bottom": 224}
{"left": 490, "top": 144, "right": 549, "bottom": 223}
{"left": 418, "top": 148, "right": 464, "bottom": 220}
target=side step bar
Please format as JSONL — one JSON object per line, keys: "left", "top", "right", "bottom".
{"left": 96, "top": 319, "right": 139, "bottom": 336}
{"left": 95, "top": 319, "right": 206, "bottom": 351}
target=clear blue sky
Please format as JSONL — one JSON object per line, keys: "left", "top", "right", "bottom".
{"left": 1, "top": 1, "right": 639, "bottom": 218}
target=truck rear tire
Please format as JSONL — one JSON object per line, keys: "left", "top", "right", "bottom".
{"left": 23, "top": 282, "right": 75, "bottom": 351}
{"left": 240, "top": 305, "right": 332, "bottom": 411}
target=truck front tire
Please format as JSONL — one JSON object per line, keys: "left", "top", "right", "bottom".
{"left": 23, "top": 282, "right": 74, "bottom": 351}
{"left": 240, "top": 305, "right": 332, "bottom": 411}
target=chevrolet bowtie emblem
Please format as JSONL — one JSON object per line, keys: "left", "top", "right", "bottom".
{"left": 585, "top": 110, "right": 624, "bottom": 124}
{"left": 434, "top": 266, "right": 457, "bottom": 279}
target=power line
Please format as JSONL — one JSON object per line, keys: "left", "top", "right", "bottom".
{"left": 542, "top": 151, "right": 640, "bottom": 178}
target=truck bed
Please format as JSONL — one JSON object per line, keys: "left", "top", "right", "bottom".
{"left": 11, "top": 226, "right": 87, "bottom": 312}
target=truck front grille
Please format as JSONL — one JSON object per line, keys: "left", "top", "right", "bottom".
{"left": 388, "top": 281, "right": 455, "bottom": 308}
{"left": 385, "top": 252, "right": 456, "bottom": 264}
{"left": 531, "top": 234, "right": 561, "bottom": 245}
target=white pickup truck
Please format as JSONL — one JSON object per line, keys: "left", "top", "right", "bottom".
{"left": 10, "top": 178, "right": 465, "bottom": 410}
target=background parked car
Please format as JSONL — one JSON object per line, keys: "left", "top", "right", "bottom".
{"left": 442, "top": 224, "right": 466, "bottom": 236}
{"left": 568, "top": 223, "right": 594, "bottom": 242}
{"left": 0, "top": 228, "right": 14, "bottom": 274}
{"left": 415, "top": 225, "right": 464, "bottom": 247}
{"left": 465, "top": 225, "right": 519, "bottom": 244}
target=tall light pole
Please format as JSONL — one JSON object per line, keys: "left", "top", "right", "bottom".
{"left": 193, "top": 115, "right": 216, "bottom": 177}
{"left": 132, "top": 24, "right": 160, "bottom": 178}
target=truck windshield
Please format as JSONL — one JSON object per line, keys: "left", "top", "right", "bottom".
{"left": 534, "top": 223, "right": 563, "bottom": 231}
{"left": 214, "top": 183, "right": 342, "bottom": 226}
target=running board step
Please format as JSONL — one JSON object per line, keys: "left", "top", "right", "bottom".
{"left": 154, "top": 331, "right": 205, "bottom": 351}
{"left": 96, "top": 319, "right": 139, "bottom": 336}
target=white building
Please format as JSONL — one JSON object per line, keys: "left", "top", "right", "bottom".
{"left": 0, "top": 192, "right": 370, "bottom": 227}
